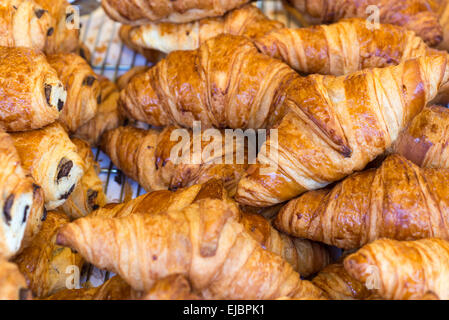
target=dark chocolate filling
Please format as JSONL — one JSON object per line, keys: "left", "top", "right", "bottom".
{"left": 97, "top": 94, "right": 102, "bottom": 104}
{"left": 3, "top": 194, "right": 14, "bottom": 226}
{"left": 57, "top": 99, "right": 64, "bottom": 111}
{"left": 35, "top": 9, "right": 46, "bottom": 18}
{"left": 41, "top": 207, "right": 47, "bottom": 222}
{"left": 47, "top": 27, "right": 54, "bottom": 36}
{"left": 22, "top": 205, "right": 29, "bottom": 224}
{"left": 57, "top": 159, "right": 73, "bottom": 181}
{"left": 59, "top": 184, "right": 75, "bottom": 200}
{"left": 44, "top": 84, "right": 52, "bottom": 106}
{"left": 83, "top": 75, "right": 96, "bottom": 86}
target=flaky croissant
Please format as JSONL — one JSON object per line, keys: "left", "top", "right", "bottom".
{"left": 0, "top": 0, "right": 53, "bottom": 51}
{"left": 47, "top": 53, "right": 101, "bottom": 133}
{"left": 101, "top": 126, "right": 248, "bottom": 195}
{"left": 344, "top": 238, "right": 449, "bottom": 300}
{"left": 119, "top": 25, "right": 166, "bottom": 63}
{"left": 394, "top": 105, "right": 449, "bottom": 168}
{"left": 122, "top": 4, "right": 283, "bottom": 55}
{"left": 255, "top": 18, "right": 430, "bottom": 76}
{"left": 60, "top": 138, "right": 106, "bottom": 219}
{"left": 120, "top": 34, "right": 297, "bottom": 129}
{"left": 102, "top": 0, "right": 252, "bottom": 24}
{"left": 73, "top": 77, "right": 123, "bottom": 146}
{"left": 275, "top": 154, "right": 449, "bottom": 249}
{"left": 0, "top": 46, "right": 66, "bottom": 132}
{"left": 57, "top": 199, "right": 326, "bottom": 299}
{"left": 284, "top": 0, "right": 442, "bottom": 46}
{"left": 11, "top": 123, "right": 84, "bottom": 210}
{"left": 0, "top": 259, "right": 31, "bottom": 300}
{"left": 236, "top": 54, "right": 449, "bottom": 206}
{"left": 13, "top": 210, "right": 84, "bottom": 298}
{"left": 0, "top": 130, "right": 36, "bottom": 258}
{"left": 116, "top": 66, "right": 150, "bottom": 91}
{"left": 141, "top": 274, "right": 201, "bottom": 300}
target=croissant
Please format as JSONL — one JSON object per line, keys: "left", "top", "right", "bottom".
{"left": 0, "top": 0, "right": 53, "bottom": 51}
{"left": 0, "top": 130, "right": 36, "bottom": 258}
{"left": 394, "top": 105, "right": 449, "bottom": 168}
{"left": 56, "top": 199, "right": 326, "bottom": 299}
{"left": 34, "top": 0, "right": 80, "bottom": 54}
{"left": 436, "top": 0, "right": 449, "bottom": 51}
{"left": 116, "top": 66, "right": 150, "bottom": 91}
{"left": 102, "top": 0, "right": 252, "bottom": 24}
{"left": 275, "top": 154, "right": 449, "bottom": 249}
{"left": 47, "top": 53, "right": 101, "bottom": 133}
{"left": 11, "top": 123, "right": 84, "bottom": 210}
{"left": 344, "top": 238, "right": 449, "bottom": 300}
{"left": 284, "top": 0, "right": 443, "bottom": 46}
{"left": 0, "top": 46, "right": 66, "bottom": 132}
{"left": 122, "top": 4, "right": 283, "bottom": 56}
{"left": 119, "top": 25, "right": 166, "bottom": 63}
{"left": 255, "top": 18, "right": 430, "bottom": 75}
{"left": 73, "top": 77, "right": 123, "bottom": 146}
{"left": 60, "top": 139, "right": 106, "bottom": 219}
{"left": 120, "top": 34, "right": 297, "bottom": 129}
{"left": 13, "top": 210, "right": 84, "bottom": 298}
{"left": 236, "top": 54, "right": 449, "bottom": 206}
{"left": 100, "top": 126, "right": 248, "bottom": 195}
{"left": 0, "top": 259, "right": 31, "bottom": 300}
{"left": 141, "top": 274, "right": 201, "bottom": 300}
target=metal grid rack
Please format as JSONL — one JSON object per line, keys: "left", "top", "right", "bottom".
{"left": 78, "top": 0, "right": 301, "bottom": 287}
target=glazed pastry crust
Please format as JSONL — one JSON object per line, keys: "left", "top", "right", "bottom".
{"left": 0, "top": 46, "right": 66, "bottom": 132}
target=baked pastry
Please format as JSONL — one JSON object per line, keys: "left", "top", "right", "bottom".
{"left": 122, "top": 4, "right": 283, "bottom": 55}
{"left": 116, "top": 66, "right": 150, "bottom": 91}
{"left": 100, "top": 126, "right": 248, "bottom": 195}
{"left": 236, "top": 54, "right": 449, "bottom": 206}
{"left": 274, "top": 154, "right": 449, "bottom": 249}
{"left": 0, "top": 46, "right": 66, "bottom": 132}
{"left": 11, "top": 122, "right": 84, "bottom": 210}
{"left": 73, "top": 77, "right": 123, "bottom": 146}
{"left": 0, "top": 130, "right": 36, "bottom": 258}
{"left": 283, "top": 0, "right": 442, "bottom": 46}
{"left": 394, "top": 105, "right": 449, "bottom": 168}
{"left": 344, "top": 238, "right": 449, "bottom": 300}
{"left": 0, "top": 0, "right": 53, "bottom": 51}
{"left": 13, "top": 210, "right": 84, "bottom": 298}
{"left": 60, "top": 138, "right": 106, "bottom": 219}
{"left": 47, "top": 53, "right": 100, "bottom": 133}
{"left": 119, "top": 34, "right": 297, "bottom": 129}
{"left": 119, "top": 25, "right": 166, "bottom": 63}
{"left": 0, "top": 259, "right": 30, "bottom": 300}
{"left": 141, "top": 274, "right": 201, "bottom": 300}
{"left": 20, "top": 181, "right": 45, "bottom": 251}
{"left": 255, "top": 18, "right": 430, "bottom": 75}
{"left": 56, "top": 199, "right": 326, "bottom": 299}
{"left": 102, "top": 0, "right": 252, "bottom": 24}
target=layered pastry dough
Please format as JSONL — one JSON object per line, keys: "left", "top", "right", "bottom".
{"left": 0, "top": 259, "right": 30, "bottom": 300}
{"left": 20, "top": 181, "right": 45, "bottom": 251}
{"left": 0, "top": 46, "right": 66, "bottom": 132}
{"left": 141, "top": 274, "right": 201, "bottom": 300}
{"left": 11, "top": 123, "right": 84, "bottom": 210}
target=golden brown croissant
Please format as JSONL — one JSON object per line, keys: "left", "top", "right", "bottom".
{"left": 141, "top": 274, "right": 201, "bottom": 300}
{"left": 284, "top": 0, "right": 442, "bottom": 46}
{"left": 0, "top": 0, "right": 53, "bottom": 51}
{"left": 255, "top": 18, "right": 430, "bottom": 75}
{"left": 436, "top": 0, "right": 449, "bottom": 51}
{"left": 13, "top": 210, "right": 84, "bottom": 298}
{"left": 344, "top": 238, "right": 449, "bottom": 300}
{"left": 394, "top": 105, "right": 449, "bottom": 168}
{"left": 119, "top": 25, "right": 166, "bottom": 63}
{"left": 0, "top": 130, "right": 36, "bottom": 258}
{"left": 0, "top": 259, "right": 31, "bottom": 300}
{"left": 122, "top": 4, "right": 283, "bottom": 56}
{"left": 11, "top": 123, "right": 84, "bottom": 210}
{"left": 34, "top": 0, "right": 80, "bottom": 54}
{"left": 236, "top": 54, "right": 449, "bottom": 206}
{"left": 119, "top": 34, "right": 297, "bottom": 129}
{"left": 60, "top": 138, "right": 106, "bottom": 219}
{"left": 56, "top": 199, "right": 326, "bottom": 299}
{"left": 116, "top": 66, "right": 150, "bottom": 91}
{"left": 100, "top": 126, "right": 248, "bottom": 195}
{"left": 0, "top": 46, "right": 66, "bottom": 132}
{"left": 102, "top": 0, "right": 252, "bottom": 24}
{"left": 73, "top": 77, "right": 123, "bottom": 146}
{"left": 47, "top": 53, "right": 101, "bottom": 133}
{"left": 275, "top": 154, "right": 449, "bottom": 249}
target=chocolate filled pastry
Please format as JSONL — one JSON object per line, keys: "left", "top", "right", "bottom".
{"left": 0, "top": 0, "right": 53, "bottom": 51}
{"left": 73, "top": 77, "right": 123, "bottom": 146}
{"left": 0, "top": 46, "right": 66, "bottom": 132}
{"left": 121, "top": 4, "right": 283, "bottom": 56}
{"left": 100, "top": 126, "right": 248, "bottom": 195}
{"left": 20, "top": 180, "right": 45, "bottom": 251}
{"left": 0, "top": 130, "right": 35, "bottom": 258}
{"left": 11, "top": 123, "right": 84, "bottom": 210}
{"left": 60, "top": 138, "right": 106, "bottom": 219}
{"left": 75, "top": 42, "right": 92, "bottom": 63}
{"left": 13, "top": 210, "right": 84, "bottom": 298}
{"left": 0, "top": 259, "right": 31, "bottom": 300}
{"left": 102, "top": 0, "right": 252, "bottom": 25}
{"left": 47, "top": 53, "right": 100, "bottom": 133}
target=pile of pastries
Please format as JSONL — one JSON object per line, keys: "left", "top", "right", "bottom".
{"left": 1, "top": 0, "right": 449, "bottom": 300}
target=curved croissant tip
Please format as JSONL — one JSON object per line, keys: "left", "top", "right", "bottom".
{"left": 55, "top": 232, "right": 68, "bottom": 246}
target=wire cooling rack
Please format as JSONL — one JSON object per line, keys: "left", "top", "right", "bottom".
{"left": 78, "top": 0, "right": 302, "bottom": 287}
